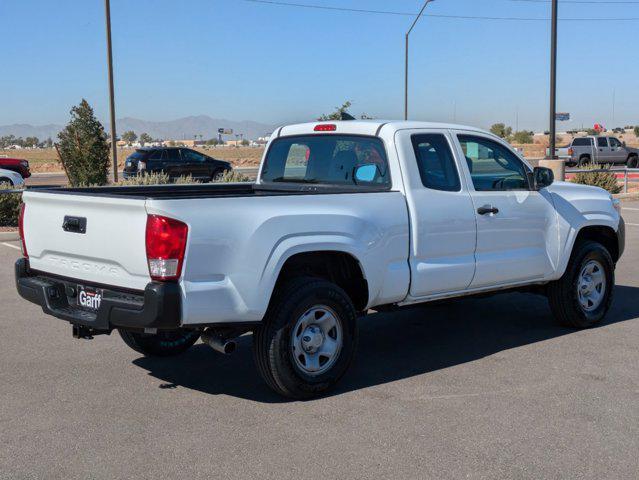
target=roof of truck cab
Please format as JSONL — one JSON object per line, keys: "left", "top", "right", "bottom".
{"left": 276, "top": 120, "right": 490, "bottom": 138}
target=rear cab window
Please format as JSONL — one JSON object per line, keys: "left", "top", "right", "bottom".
{"left": 260, "top": 135, "right": 391, "bottom": 188}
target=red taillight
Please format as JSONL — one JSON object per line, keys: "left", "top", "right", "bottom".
{"left": 314, "top": 124, "right": 337, "bottom": 132}
{"left": 145, "top": 215, "right": 188, "bottom": 281}
{"left": 568, "top": 147, "right": 574, "bottom": 156}
{"left": 18, "top": 203, "right": 27, "bottom": 258}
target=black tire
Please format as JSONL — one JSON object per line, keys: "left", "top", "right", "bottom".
{"left": 547, "top": 240, "right": 614, "bottom": 329}
{"left": 253, "top": 277, "right": 358, "bottom": 399}
{"left": 628, "top": 156, "right": 639, "bottom": 168}
{"left": 577, "top": 156, "right": 591, "bottom": 167}
{"left": 118, "top": 329, "right": 200, "bottom": 357}
{"left": 210, "top": 169, "right": 224, "bottom": 182}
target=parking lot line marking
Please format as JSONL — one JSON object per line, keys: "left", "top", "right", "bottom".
{"left": 1, "top": 242, "right": 21, "bottom": 251}
{"left": 622, "top": 208, "right": 639, "bottom": 211}
{"left": 626, "top": 223, "right": 639, "bottom": 227}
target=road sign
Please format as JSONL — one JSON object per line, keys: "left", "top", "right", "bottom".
{"left": 555, "top": 112, "right": 570, "bottom": 121}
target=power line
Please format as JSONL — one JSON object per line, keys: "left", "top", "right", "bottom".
{"left": 243, "top": 0, "right": 639, "bottom": 21}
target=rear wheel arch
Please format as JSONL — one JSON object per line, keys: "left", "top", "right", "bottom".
{"left": 0, "top": 177, "right": 13, "bottom": 186}
{"left": 270, "top": 251, "right": 369, "bottom": 312}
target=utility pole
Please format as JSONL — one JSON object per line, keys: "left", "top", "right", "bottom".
{"left": 104, "top": 0, "right": 118, "bottom": 182}
{"left": 404, "top": 0, "right": 435, "bottom": 121}
{"left": 548, "top": 0, "right": 558, "bottom": 159}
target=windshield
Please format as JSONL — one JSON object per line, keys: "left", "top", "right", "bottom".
{"left": 260, "top": 135, "right": 390, "bottom": 187}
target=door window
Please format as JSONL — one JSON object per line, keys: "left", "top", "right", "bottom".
{"left": 597, "top": 137, "right": 608, "bottom": 148}
{"left": 181, "top": 149, "right": 206, "bottom": 163}
{"left": 457, "top": 135, "right": 530, "bottom": 191}
{"left": 609, "top": 138, "right": 622, "bottom": 148}
{"left": 166, "top": 149, "right": 181, "bottom": 161}
{"left": 411, "top": 134, "right": 460, "bottom": 191}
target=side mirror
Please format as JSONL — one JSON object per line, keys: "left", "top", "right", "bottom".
{"left": 533, "top": 167, "right": 554, "bottom": 190}
{"left": 353, "top": 164, "right": 378, "bottom": 184}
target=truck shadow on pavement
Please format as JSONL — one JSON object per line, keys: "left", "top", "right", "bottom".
{"left": 133, "top": 285, "right": 639, "bottom": 403}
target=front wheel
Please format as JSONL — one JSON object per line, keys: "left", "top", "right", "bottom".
{"left": 118, "top": 329, "right": 200, "bottom": 357}
{"left": 628, "top": 156, "right": 639, "bottom": 168}
{"left": 547, "top": 240, "right": 614, "bottom": 329}
{"left": 253, "top": 277, "right": 358, "bottom": 399}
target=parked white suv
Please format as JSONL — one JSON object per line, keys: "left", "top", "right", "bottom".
{"left": 16, "top": 121, "right": 625, "bottom": 398}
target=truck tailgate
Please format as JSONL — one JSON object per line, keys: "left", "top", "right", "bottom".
{"left": 22, "top": 191, "right": 151, "bottom": 291}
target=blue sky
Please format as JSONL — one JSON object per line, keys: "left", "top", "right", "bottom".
{"left": 1, "top": 0, "right": 638, "bottom": 131}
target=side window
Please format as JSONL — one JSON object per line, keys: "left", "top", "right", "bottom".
{"left": 609, "top": 138, "right": 622, "bottom": 148}
{"left": 597, "top": 137, "right": 608, "bottom": 148}
{"left": 457, "top": 135, "right": 530, "bottom": 191}
{"left": 182, "top": 149, "right": 206, "bottom": 163}
{"left": 411, "top": 134, "right": 460, "bottom": 191}
{"left": 148, "top": 150, "right": 164, "bottom": 161}
{"left": 166, "top": 149, "right": 181, "bottom": 161}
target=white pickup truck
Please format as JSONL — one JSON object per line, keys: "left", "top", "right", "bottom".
{"left": 16, "top": 121, "right": 625, "bottom": 399}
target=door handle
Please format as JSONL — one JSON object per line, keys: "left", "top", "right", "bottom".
{"left": 477, "top": 205, "right": 499, "bottom": 215}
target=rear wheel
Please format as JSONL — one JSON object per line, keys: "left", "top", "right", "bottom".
{"left": 253, "top": 277, "right": 358, "bottom": 399}
{"left": 628, "top": 156, "right": 639, "bottom": 168}
{"left": 118, "top": 329, "right": 200, "bottom": 357}
{"left": 577, "top": 155, "right": 591, "bottom": 167}
{"left": 547, "top": 240, "right": 614, "bottom": 329}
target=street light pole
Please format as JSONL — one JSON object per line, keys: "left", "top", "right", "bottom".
{"left": 104, "top": 0, "right": 118, "bottom": 182}
{"left": 405, "top": 0, "right": 435, "bottom": 121}
{"left": 549, "top": 0, "right": 558, "bottom": 160}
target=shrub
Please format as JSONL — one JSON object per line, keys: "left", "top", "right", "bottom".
{"left": 571, "top": 164, "right": 622, "bottom": 194}
{"left": 57, "top": 99, "right": 110, "bottom": 186}
{"left": 213, "top": 169, "right": 251, "bottom": 183}
{"left": 0, "top": 183, "right": 23, "bottom": 227}
{"left": 512, "top": 130, "right": 534, "bottom": 144}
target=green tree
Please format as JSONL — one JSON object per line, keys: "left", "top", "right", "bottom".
{"left": 512, "top": 130, "right": 534, "bottom": 144}
{"left": 490, "top": 123, "right": 513, "bottom": 139}
{"left": 241, "top": 139, "right": 250, "bottom": 146}
{"left": 634, "top": 126, "right": 639, "bottom": 138}
{"left": 206, "top": 138, "right": 220, "bottom": 146}
{"left": 586, "top": 128, "right": 600, "bottom": 136}
{"left": 121, "top": 130, "right": 137, "bottom": 144}
{"left": 318, "top": 101, "right": 353, "bottom": 121}
{"left": 57, "top": 99, "right": 110, "bottom": 186}
{"left": 24, "top": 136, "right": 39, "bottom": 148}
{"left": 139, "top": 132, "right": 152, "bottom": 145}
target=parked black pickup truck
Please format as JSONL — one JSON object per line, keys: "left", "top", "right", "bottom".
{"left": 123, "top": 147, "right": 231, "bottom": 181}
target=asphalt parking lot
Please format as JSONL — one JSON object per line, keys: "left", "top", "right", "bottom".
{"left": 1, "top": 203, "right": 639, "bottom": 480}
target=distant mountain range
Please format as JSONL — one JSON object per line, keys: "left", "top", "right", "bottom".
{"left": 0, "top": 115, "right": 276, "bottom": 141}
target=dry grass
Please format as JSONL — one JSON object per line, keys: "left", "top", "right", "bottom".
{"left": 1, "top": 146, "right": 265, "bottom": 173}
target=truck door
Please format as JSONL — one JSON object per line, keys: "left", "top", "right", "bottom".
{"left": 596, "top": 137, "right": 612, "bottom": 163}
{"left": 395, "top": 130, "right": 477, "bottom": 297}
{"left": 608, "top": 137, "right": 626, "bottom": 164}
{"left": 453, "top": 132, "right": 559, "bottom": 288}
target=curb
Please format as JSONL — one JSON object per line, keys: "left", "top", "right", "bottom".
{"left": 0, "top": 231, "right": 19, "bottom": 241}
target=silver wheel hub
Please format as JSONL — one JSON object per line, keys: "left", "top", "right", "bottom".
{"left": 291, "top": 306, "right": 342, "bottom": 376}
{"left": 577, "top": 260, "right": 606, "bottom": 312}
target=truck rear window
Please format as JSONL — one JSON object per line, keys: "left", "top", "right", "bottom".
{"left": 260, "top": 135, "right": 390, "bottom": 187}
{"left": 572, "top": 138, "right": 593, "bottom": 146}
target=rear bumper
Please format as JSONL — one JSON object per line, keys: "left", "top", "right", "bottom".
{"left": 15, "top": 258, "right": 181, "bottom": 332}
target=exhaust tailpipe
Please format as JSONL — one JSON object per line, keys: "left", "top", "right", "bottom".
{"left": 201, "top": 329, "right": 237, "bottom": 355}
